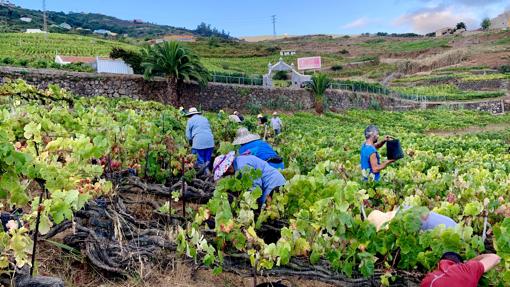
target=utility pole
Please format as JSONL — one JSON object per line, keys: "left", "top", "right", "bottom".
{"left": 43, "top": 0, "right": 48, "bottom": 39}
{"left": 271, "top": 15, "right": 276, "bottom": 38}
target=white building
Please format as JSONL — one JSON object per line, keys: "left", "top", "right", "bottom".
{"left": 491, "top": 11, "right": 510, "bottom": 30}
{"left": 280, "top": 50, "right": 296, "bottom": 56}
{"left": 93, "top": 29, "right": 117, "bottom": 36}
{"left": 19, "top": 17, "right": 32, "bottom": 23}
{"left": 25, "top": 29, "right": 46, "bottom": 33}
{"left": 59, "top": 23, "right": 72, "bottom": 30}
{"left": 55, "top": 55, "right": 133, "bottom": 75}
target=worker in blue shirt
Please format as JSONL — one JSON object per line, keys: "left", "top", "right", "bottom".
{"left": 360, "top": 125, "right": 394, "bottom": 181}
{"left": 213, "top": 152, "right": 286, "bottom": 207}
{"left": 185, "top": 107, "right": 215, "bottom": 167}
{"left": 233, "top": 128, "right": 284, "bottom": 169}
{"left": 270, "top": 112, "right": 283, "bottom": 136}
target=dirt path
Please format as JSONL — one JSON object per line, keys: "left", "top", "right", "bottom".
{"left": 427, "top": 122, "right": 510, "bottom": 137}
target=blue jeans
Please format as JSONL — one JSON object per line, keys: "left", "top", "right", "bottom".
{"left": 192, "top": 148, "right": 214, "bottom": 166}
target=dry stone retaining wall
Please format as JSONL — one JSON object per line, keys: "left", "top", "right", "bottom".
{"left": 0, "top": 67, "right": 507, "bottom": 114}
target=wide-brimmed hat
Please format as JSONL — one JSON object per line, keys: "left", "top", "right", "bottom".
{"left": 272, "top": 112, "right": 278, "bottom": 116}
{"left": 233, "top": 111, "right": 239, "bottom": 115}
{"left": 367, "top": 209, "right": 399, "bottom": 231}
{"left": 213, "top": 151, "right": 235, "bottom": 181}
{"left": 185, "top": 107, "right": 202, "bottom": 116}
{"left": 233, "top": 128, "right": 260, "bottom": 145}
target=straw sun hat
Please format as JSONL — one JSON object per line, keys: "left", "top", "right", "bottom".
{"left": 367, "top": 209, "right": 399, "bottom": 231}
{"left": 232, "top": 128, "right": 260, "bottom": 145}
{"left": 185, "top": 107, "right": 202, "bottom": 116}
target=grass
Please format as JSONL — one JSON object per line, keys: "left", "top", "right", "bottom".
{"left": 392, "top": 84, "right": 505, "bottom": 101}
{"left": 357, "top": 37, "right": 451, "bottom": 52}
{"left": 393, "top": 72, "right": 510, "bottom": 84}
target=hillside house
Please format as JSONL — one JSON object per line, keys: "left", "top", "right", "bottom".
{"left": 55, "top": 55, "right": 134, "bottom": 75}
{"left": 25, "top": 29, "right": 46, "bottom": 33}
{"left": 59, "top": 23, "right": 72, "bottom": 30}
{"left": 19, "top": 17, "right": 32, "bottom": 23}
{"left": 133, "top": 19, "right": 144, "bottom": 24}
{"left": 280, "top": 50, "right": 296, "bottom": 56}
{"left": 491, "top": 11, "right": 510, "bottom": 30}
{"left": 93, "top": 29, "right": 117, "bottom": 36}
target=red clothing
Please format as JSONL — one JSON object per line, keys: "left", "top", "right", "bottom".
{"left": 421, "top": 259, "right": 484, "bottom": 287}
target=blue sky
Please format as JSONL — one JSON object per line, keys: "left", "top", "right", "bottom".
{"left": 13, "top": 0, "right": 509, "bottom": 36}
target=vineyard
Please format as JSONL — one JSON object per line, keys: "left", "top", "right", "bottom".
{"left": 0, "top": 80, "right": 509, "bottom": 286}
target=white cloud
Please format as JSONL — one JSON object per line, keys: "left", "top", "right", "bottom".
{"left": 394, "top": 5, "right": 478, "bottom": 33}
{"left": 419, "top": 0, "right": 505, "bottom": 7}
{"left": 341, "top": 17, "right": 371, "bottom": 29}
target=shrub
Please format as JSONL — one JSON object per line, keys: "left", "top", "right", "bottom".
{"left": 481, "top": 18, "right": 491, "bottom": 30}
{"left": 2, "top": 57, "right": 14, "bottom": 65}
{"left": 498, "top": 65, "right": 510, "bottom": 74}
{"left": 338, "top": 49, "right": 349, "bottom": 54}
{"left": 331, "top": 64, "right": 343, "bottom": 71}
{"left": 272, "top": 70, "right": 289, "bottom": 80}
{"left": 33, "top": 60, "right": 48, "bottom": 68}
{"left": 17, "top": 59, "right": 28, "bottom": 67}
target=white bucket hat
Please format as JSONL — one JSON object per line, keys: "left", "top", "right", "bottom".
{"left": 186, "top": 107, "right": 202, "bottom": 116}
{"left": 213, "top": 151, "right": 235, "bottom": 181}
{"left": 367, "top": 209, "right": 399, "bottom": 231}
{"left": 232, "top": 128, "right": 260, "bottom": 145}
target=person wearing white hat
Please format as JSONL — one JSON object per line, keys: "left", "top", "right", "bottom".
{"left": 233, "top": 128, "right": 284, "bottom": 169}
{"left": 367, "top": 206, "right": 457, "bottom": 232}
{"left": 178, "top": 106, "right": 186, "bottom": 116}
{"left": 233, "top": 111, "right": 244, "bottom": 122}
{"left": 270, "top": 112, "right": 283, "bottom": 136}
{"left": 213, "top": 152, "right": 286, "bottom": 208}
{"left": 228, "top": 114, "right": 242, "bottom": 123}
{"left": 185, "top": 107, "right": 215, "bottom": 167}
{"left": 257, "top": 114, "right": 268, "bottom": 125}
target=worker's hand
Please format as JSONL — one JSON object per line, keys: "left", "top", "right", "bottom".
{"left": 384, "top": 135, "right": 394, "bottom": 142}
{"left": 387, "top": 159, "right": 396, "bottom": 164}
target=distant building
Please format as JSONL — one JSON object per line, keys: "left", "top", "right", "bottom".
{"left": 133, "top": 19, "right": 144, "bottom": 24}
{"left": 59, "top": 23, "right": 72, "bottom": 30}
{"left": 95, "top": 58, "right": 134, "bottom": 74}
{"left": 19, "top": 17, "right": 32, "bottom": 23}
{"left": 25, "top": 29, "right": 46, "bottom": 34}
{"left": 147, "top": 38, "right": 165, "bottom": 45}
{"left": 490, "top": 11, "right": 510, "bottom": 30}
{"left": 162, "top": 34, "right": 196, "bottom": 42}
{"left": 280, "top": 50, "right": 296, "bottom": 56}
{"left": 55, "top": 55, "right": 134, "bottom": 75}
{"left": 93, "top": 29, "right": 117, "bottom": 36}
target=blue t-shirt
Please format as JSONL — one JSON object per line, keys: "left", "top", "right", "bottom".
{"left": 238, "top": 139, "right": 278, "bottom": 161}
{"left": 360, "top": 143, "right": 380, "bottom": 181}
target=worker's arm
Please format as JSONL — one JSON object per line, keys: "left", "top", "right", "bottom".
{"left": 369, "top": 153, "right": 394, "bottom": 173}
{"left": 471, "top": 254, "right": 501, "bottom": 272}
{"left": 374, "top": 136, "right": 392, "bottom": 149}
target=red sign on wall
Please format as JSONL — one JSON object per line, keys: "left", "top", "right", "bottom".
{"left": 297, "top": 56, "right": 321, "bottom": 70}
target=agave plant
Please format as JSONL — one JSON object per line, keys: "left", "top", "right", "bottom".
{"left": 307, "top": 73, "right": 331, "bottom": 114}
{"left": 141, "top": 41, "right": 210, "bottom": 105}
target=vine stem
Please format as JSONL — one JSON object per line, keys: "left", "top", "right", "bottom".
{"left": 181, "top": 156, "right": 186, "bottom": 218}
{"left": 30, "top": 179, "right": 46, "bottom": 277}
{"left": 482, "top": 210, "right": 488, "bottom": 242}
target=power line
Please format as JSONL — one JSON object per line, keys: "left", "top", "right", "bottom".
{"left": 271, "top": 15, "right": 276, "bottom": 37}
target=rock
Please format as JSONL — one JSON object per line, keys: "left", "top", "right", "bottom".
{"left": 16, "top": 276, "right": 65, "bottom": 287}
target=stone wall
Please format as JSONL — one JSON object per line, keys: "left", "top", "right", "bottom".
{"left": 0, "top": 66, "right": 507, "bottom": 114}
{"left": 0, "top": 66, "right": 175, "bottom": 103}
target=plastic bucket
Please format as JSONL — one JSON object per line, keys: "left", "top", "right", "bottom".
{"left": 387, "top": 139, "right": 404, "bottom": 160}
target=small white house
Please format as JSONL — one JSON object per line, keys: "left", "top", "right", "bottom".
{"left": 93, "top": 29, "right": 117, "bottom": 36}
{"left": 94, "top": 57, "right": 134, "bottom": 75}
{"left": 19, "top": 17, "right": 32, "bottom": 23}
{"left": 59, "top": 23, "right": 72, "bottom": 30}
{"left": 25, "top": 29, "right": 46, "bottom": 33}
{"left": 280, "top": 50, "right": 296, "bottom": 56}
{"left": 55, "top": 55, "right": 133, "bottom": 75}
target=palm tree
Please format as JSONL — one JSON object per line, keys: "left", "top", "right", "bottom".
{"left": 307, "top": 73, "right": 331, "bottom": 114}
{"left": 141, "top": 41, "right": 209, "bottom": 105}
